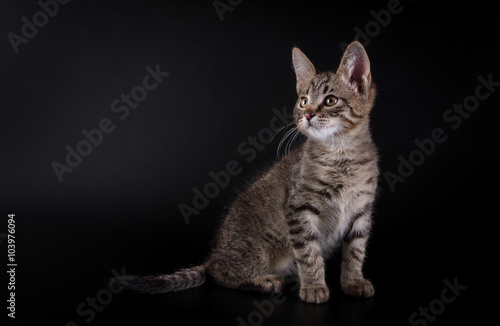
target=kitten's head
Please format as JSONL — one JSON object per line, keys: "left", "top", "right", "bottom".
{"left": 292, "top": 41, "right": 376, "bottom": 141}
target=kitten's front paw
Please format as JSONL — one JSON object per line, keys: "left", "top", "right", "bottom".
{"left": 299, "top": 286, "right": 330, "bottom": 304}
{"left": 341, "top": 278, "right": 374, "bottom": 298}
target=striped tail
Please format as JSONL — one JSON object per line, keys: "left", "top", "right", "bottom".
{"left": 112, "top": 265, "right": 206, "bottom": 294}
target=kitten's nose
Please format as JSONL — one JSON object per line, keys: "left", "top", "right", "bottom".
{"left": 305, "top": 112, "right": 316, "bottom": 121}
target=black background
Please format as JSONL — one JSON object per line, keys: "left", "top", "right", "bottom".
{"left": 1, "top": 0, "right": 498, "bottom": 325}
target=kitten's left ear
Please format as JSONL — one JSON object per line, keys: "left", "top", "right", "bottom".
{"left": 292, "top": 47, "right": 316, "bottom": 94}
{"left": 337, "top": 41, "right": 372, "bottom": 98}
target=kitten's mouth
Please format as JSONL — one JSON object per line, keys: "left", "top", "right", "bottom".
{"left": 301, "top": 119, "right": 323, "bottom": 136}
{"left": 301, "top": 118, "right": 342, "bottom": 139}
{"left": 305, "top": 118, "right": 324, "bottom": 129}
{"left": 300, "top": 117, "right": 318, "bottom": 129}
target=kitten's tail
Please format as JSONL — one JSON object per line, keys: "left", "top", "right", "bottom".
{"left": 112, "top": 265, "right": 206, "bottom": 294}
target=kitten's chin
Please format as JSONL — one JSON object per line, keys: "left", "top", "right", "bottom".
{"left": 300, "top": 123, "right": 343, "bottom": 142}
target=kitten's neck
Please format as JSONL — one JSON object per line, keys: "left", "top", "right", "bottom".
{"left": 306, "top": 119, "right": 372, "bottom": 158}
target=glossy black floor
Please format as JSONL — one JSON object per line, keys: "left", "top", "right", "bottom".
{"left": 9, "top": 189, "right": 491, "bottom": 326}
{"left": 2, "top": 0, "right": 497, "bottom": 325}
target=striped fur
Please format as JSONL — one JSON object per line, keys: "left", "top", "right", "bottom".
{"left": 117, "top": 41, "right": 379, "bottom": 304}
{"left": 113, "top": 265, "right": 206, "bottom": 294}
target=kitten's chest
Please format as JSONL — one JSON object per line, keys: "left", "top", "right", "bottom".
{"left": 319, "top": 159, "right": 375, "bottom": 210}
{"left": 296, "top": 158, "right": 376, "bottom": 245}
{"left": 315, "top": 178, "right": 364, "bottom": 251}
{"left": 309, "top": 159, "right": 366, "bottom": 200}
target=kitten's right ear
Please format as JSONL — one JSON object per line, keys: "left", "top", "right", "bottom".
{"left": 292, "top": 47, "right": 316, "bottom": 94}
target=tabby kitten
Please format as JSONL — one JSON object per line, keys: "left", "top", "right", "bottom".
{"left": 116, "top": 41, "right": 378, "bottom": 304}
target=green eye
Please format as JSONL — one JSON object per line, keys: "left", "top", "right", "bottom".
{"left": 324, "top": 96, "right": 338, "bottom": 106}
{"left": 299, "top": 97, "right": 308, "bottom": 108}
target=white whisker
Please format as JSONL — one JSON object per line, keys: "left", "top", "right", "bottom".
{"left": 270, "top": 121, "right": 294, "bottom": 144}
{"left": 277, "top": 126, "right": 298, "bottom": 158}
{"left": 286, "top": 128, "right": 301, "bottom": 156}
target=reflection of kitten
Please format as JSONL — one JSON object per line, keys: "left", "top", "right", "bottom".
{"left": 116, "top": 41, "right": 378, "bottom": 304}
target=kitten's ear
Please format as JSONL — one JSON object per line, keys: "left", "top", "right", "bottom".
{"left": 292, "top": 47, "right": 316, "bottom": 94}
{"left": 337, "top": 41, "right": 372, "bottom": 98}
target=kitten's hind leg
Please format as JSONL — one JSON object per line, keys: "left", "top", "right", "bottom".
{"left": 208, "top": 266, "right": 284, "bottom": 294}
{"left": 248, "top": 274, "right": 285, "bottom": 293}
